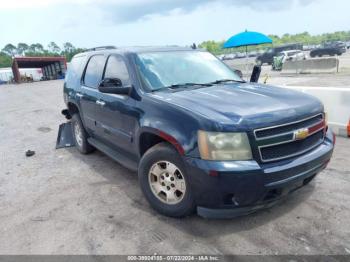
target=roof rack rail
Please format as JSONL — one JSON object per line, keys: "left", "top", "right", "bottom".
{"left": 85, "top": 46, "right": 117, "bottom": 52}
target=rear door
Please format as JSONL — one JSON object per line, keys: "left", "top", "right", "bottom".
{"left": 79, "top": 54, "right": 106, "bottom": 135}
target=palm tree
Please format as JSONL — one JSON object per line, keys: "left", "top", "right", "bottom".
{"left": 2, "top": 44, "right": 17, "bottom": 57}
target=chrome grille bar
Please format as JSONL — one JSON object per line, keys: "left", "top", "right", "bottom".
{"left": 254, "top": 113, "right": 326, "bottom": 163}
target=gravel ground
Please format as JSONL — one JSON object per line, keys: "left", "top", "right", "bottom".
{"left": 0, "top": 80, "right": 349, "bottom": 255}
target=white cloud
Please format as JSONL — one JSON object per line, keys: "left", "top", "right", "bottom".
{"left": 0, "top": 0, "right": 348, "bottom": 48}
{"left": 0, "top": 0, "right": 170, "bottom": 9}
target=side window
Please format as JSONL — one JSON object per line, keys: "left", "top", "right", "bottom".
{"left": 104, "top": 55, "right": 130, "bottom": 86}
{"left": 83, "top": 55, "right": 106, "bottom": 88}
{"left": 65, "top": 55, "right": 85, "bottom": 84}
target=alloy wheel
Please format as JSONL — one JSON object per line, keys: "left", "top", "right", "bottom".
{"left": 148, "top": 161, "right": 186, "bottom": 205}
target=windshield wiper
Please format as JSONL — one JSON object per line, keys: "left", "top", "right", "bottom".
{"left": 167, "top": 82, "right": 212, "bottom": 89}
{"left": 208, "top": 79, "right": 246, "bottom": 85}
{"left": 150, "top": 86, "right": 171, "bottom": 92}
{"left": 151, "top": 82, "right": 212, "bottom": 92}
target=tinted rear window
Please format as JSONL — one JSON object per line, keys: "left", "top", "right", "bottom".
{"left": 65, "top": 55, "right": 85, "bottom": 84}
{"left": 83, "top": 55, "right": 106, "bottom": 88}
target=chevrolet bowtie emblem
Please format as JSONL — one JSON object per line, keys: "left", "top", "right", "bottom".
{"left": 294, "top": 128, "right": 309, "bottom": 140}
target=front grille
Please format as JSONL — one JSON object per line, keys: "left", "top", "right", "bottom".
{"left": 255, "top": 114, "right": 323, "bottom": 139}
{"left": 254, "top": 114, "right": 325, "bottom": 162}
{"left": 260, "top": 130, "right": 324, "bottom": 161}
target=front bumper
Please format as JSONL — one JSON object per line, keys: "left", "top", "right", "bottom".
{"left": 184, "top": 129, "right": 334, "bottom": 219}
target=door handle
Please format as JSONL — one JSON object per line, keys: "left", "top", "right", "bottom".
{"left": 76, "top": 93, "right": 83, "bottom": 98}
{"left": 96, "top": 100, "right": 106, "bottom": 106}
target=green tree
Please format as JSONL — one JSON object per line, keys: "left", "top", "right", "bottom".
{"left": 27, "top": 43, "right": 44, "bottom": 54}
{"left": 34, "top": 43, "right": 44, "bottom": 53}
{"left": 17, "top": 43, "right": 29, "bottom": 56}
{"left": 2, "top": 44, "right": 17, "bottom": 56}
{"left": 198, "top": 40, "right": 224, "bottom": 53}
{"left": 0, "top": 52, "right": 12, "bottom": 67}
{"left": 61, "top": 42, "right": 83, "bottom": 61}
{"left": 63, "top": 42, "right": 75, "bottom": 54}
{"left": 48, "top": 42, "right": 61, "bottom": 54}
{"left": 28, "top": 44, "right": 36, "bottom": 53}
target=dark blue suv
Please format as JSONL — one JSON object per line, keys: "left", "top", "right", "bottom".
{"left": 63, "top": 46, "right": 334, "bottom": 218}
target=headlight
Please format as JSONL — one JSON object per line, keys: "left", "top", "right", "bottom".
{"left": 198, "top": 131, "right": 252, "bottom": 160}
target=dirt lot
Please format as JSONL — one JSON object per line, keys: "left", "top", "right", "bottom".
{"left": 0, "top": 80, "right": 349, "bottom": 255}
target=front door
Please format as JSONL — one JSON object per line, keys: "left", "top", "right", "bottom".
{"left": 95, "top": 55, "right": 137, "bottom": 155}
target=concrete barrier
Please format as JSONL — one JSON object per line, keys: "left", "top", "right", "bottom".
{"left": 224, "top": 60, "right": 255, "bottom": 76}
{"left": 279, "top": 85, "right": 350, "bottom": 137}
{"left": 282, "top": 58, "right": 339, "bottom": 74}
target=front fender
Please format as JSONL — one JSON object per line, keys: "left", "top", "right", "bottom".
{"left": 135, "top": 105, "right": 204, "bottom": 157}
{"left": 136, "top": 126, "right": 186, "bottom": 155}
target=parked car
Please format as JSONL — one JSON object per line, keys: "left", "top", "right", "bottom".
{"left": 256, "top": 43, "right": 303, "bottom": 65}
{"left": 62, "top": 46, "right": 334, "bottom": 218}
{"left": 222, "top": 53, "right": 236, "bottom": 60}
{"left": 272, "top": 50, "right": 306, "bottom": 71}
{"left": 303, "top": 45, "right": 311, "bottom": 51}
{"left": 310, "top": 42, "right": 346, "bottom": 57}
{"left": 235, "top": 52, "right": 246, "bottom": 58}
{"left": 282, "top": 50, "right": 306, "bottom": 61}
{"left": 248, "top": 51, "right": 258, "bottom": 57}
{"left": 303, "top": 44, "right": 318, "bottom": 51}
{"left": 216, "top": 54, "right": 224, "bottom": 60}
{"left": 346, "top": 41, "right": 350, "bottom": 49}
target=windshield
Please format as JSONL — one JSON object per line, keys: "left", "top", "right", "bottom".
{"left": 135, "top": 51, "right": 242, "bottom": 91}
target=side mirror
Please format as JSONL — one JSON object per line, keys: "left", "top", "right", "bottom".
{"left": 98, "top": 78, "right": 130, "bottom": 95}
{"left": 250, "top": 65, "right": 261, "bottom": 83}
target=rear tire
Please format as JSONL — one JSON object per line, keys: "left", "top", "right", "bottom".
{"left": 138, "top": 142, "right": 195, "bottom": 217}
{"left": 71, "top": 114, "right": 95, "bottom": 154}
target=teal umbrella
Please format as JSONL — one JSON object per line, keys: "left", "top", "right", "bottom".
{"left": 223, "top": 30, "right": 272, "bottom": 79}
{"left": 224, "top": 30, "right": 272, "bottom": 48}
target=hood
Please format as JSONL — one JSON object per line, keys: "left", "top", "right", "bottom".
{"left": 151, "top": 83, "right": 323, "bottom": 130}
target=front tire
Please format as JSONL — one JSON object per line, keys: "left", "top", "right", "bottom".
{"left": 138, "top": 142, "right": 195, "bottom": 217}
{"left": 71, "top": 114, "right": 95, "bottom": 154}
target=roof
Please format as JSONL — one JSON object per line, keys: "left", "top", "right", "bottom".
{"left": 74, "top": 46, "right": 202, "bottom": 58}
{"left": 12, "top": 56, "right": 67, "bottom": 68}
{"left": 116, "top": 46, "right": 200, "bottom": 53}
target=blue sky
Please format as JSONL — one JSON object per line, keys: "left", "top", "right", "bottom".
{"left": 0, "top": 0, "right": 349, "bottom": 49}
